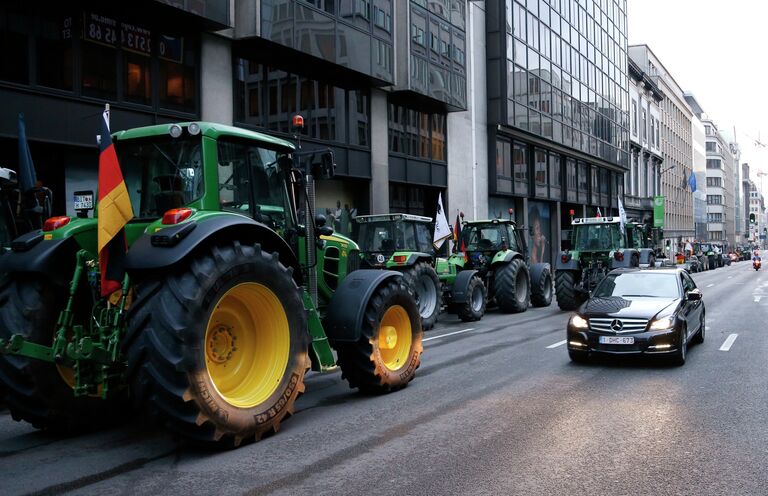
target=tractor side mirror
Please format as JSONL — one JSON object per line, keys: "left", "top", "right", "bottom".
{"left": 318, "top": 226, "right": 334, "bottom": 237}
{"left": 315, "top": 213, "right": 327, "bottom": 227}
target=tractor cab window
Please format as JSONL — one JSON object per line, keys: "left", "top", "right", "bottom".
{"left": 358, "top": 220, "right": 430, "bottom": 253}
{"left": 116, "top": 135, "right": 204, "bottom": 219}
{"left": 415, "top": 223, "right": 433, "bottom": 253}
{"left": 573, "top": 223, "right": 624, "bottom": 251}
{"left": 216, "top": 140, "right": 295, "bottom": 235}
{"left": 462, "top": 224, "right": 505, "bottom": 251}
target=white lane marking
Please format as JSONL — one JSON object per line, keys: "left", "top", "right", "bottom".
{"left": 728, "top": 276, "right": 733, "bottom": 279}
{"left": 423, "top": 328, "right": 475, "bottom": 342}
{"left": 719, "top": 333, "right": 738, "bottom": 351}
{"left": 706, "top": 283, "right": 714, "bottom": 288}
{"left": 755, "top": 296, "right": 762, "bottom": 303}
{"left": 546, "top": 340, "right": 567, "bottom": 349}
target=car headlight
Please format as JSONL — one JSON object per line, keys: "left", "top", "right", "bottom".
{"left": 650, "top": 316, "right": 675, "bottom": 330}
{"left": 570, "top": 314, "right": 589, "bottom": 329}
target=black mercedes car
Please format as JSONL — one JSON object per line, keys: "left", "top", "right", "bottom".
{"left": 566, "top": 268, "right": 705, "bottom": 365}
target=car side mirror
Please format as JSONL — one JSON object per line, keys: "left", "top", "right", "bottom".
{"left": 687, "top": 289, "right": 702, "bottom": 301}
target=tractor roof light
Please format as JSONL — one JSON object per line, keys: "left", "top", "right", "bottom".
{"left": 162, "top": 208, "right": 194, "bottom": 225}
{"left": 169, "top": 124, "right": 183, "bottom": 138}
{"left": 43, "top": 216, "right": 71, "bottom": 232}
{"left": 188, "top": 122, "right": 201, "bottom": 135}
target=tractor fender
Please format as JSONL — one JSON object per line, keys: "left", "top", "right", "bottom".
{"left": 609, "top": 249, "right": 640, "bottom": 269}
{"left": 125, "top": 215, "right": 301, "bottom": 284}
{"left": 324, "top": 270, "right": 403, "bottom": 343}
{"left": 449, "top": 269, "right": 480, "bottom": 304}
{"left": 529, "top": 262, "right": 552, "bottom": 287}
{"left": 0, "top": 232, "right": 79, "bottom": 285}
{"left": 638, "top": 248, "right": 655, "bottom": 265}
{"left": 491, "top": 250, "right": 523, "bottom": 265}
{"left": 556, "top": 254, "right": 580, "bottom": 270}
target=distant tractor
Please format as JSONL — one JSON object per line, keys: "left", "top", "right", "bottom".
{"left": 626, "top": 221, "right": 657, "bottom": 268}
{"left": 355, "top": 214, "right": 443, "bottom": 330}
{"left": 447, "top": 219, "right": 553, "bottom": 313}
{"left": 555, "top": 216, "right": 640, "bottom": 310}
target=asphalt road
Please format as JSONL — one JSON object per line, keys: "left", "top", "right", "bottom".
{"left": 2, "top": 259, "right": 767, "bottom": 495}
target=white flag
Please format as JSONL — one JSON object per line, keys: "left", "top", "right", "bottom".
{"left": 618, "top": 196, "right": 626, "bottom": 234}
{"left": 433, "top": 193, "right": 452, "bottom": 249}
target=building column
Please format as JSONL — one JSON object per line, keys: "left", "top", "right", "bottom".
{"left": 369, "top": 88, "right": 389, "bottom": 214}
{"left": 200, "top": 33, "right": 233, "bottom": 125}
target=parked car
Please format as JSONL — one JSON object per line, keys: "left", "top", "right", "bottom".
{"left": 566, "top": 268, "right": 705, "bottom": 365}
{"left": 683, "top": 256, "right": 701, "bottom": 273}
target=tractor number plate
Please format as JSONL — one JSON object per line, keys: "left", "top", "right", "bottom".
{"left": 74, "top": 193, "right": 94, "bottom": 210}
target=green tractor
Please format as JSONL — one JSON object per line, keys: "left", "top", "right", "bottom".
{"left": 355, "top": 214, "right": 442, "bottom": 329}
{"left": 355, "top": 213, "right": 488, "bottom": 327}
{"left": 626, "top": 221, "right": 658, "bottom": 268}
{"left": 0, "top": 122, "right": 423, "bottom": 447}
{"left": 446, "top": 219, "right": 553, "bottom": 313}
{"left": 555, "top": 216, "right": 640, "bottom": 310}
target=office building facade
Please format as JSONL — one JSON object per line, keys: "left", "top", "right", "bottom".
{"left": 486, "top": 0, "right": 630, "bottom": 264}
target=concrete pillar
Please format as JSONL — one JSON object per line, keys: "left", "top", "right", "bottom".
{"left": 200, "top": 33, "right": 233, "bottom": 125}
{"left": 369, "top": 88, "right": 389, "bottom": 213}
{"left": 554, "top": 201, "right": 562, "bottom": 261}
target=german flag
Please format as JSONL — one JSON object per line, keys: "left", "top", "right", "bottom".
{"left": 97, "top": 110, "right": 133, "bottom": 297}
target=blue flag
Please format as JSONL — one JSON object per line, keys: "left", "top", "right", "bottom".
{"left": 688, "top": 171, "right": 697, "bottom": 193}
{"left": 17, "top": 113, "right": 37, "bottom": 193}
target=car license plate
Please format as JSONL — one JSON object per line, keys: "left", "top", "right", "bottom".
{"left": 599, "top": 336, "right": 635, "bottom": 345}
{"left": 74, "top": 194, "right": 93, "bottom": 210}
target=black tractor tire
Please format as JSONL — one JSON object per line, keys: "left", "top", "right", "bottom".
{"left": 0, "top": 275, "right": 127, "bottom": 433}
{"left": 555, "top": 270, "right": 585, "bottom": 311}
{"left": 494, "top": 259, "right": 530, "bottom": 313}
{"left": 530, "top": 264, "right": 553, "bottom": 308}
{"left": 454, "top": 276, "right": 487, "bottom": 322}
{"left": 401, "top": 261, "right": 441, "bottom": 331}
{"left": 124, "top": 242, "right": 310, "bottom": 448}
{"left": 336, "top": 279, "right": 423, "bottom": 394}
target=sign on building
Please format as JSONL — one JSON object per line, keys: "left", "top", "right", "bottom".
{"left": 653, "top": 196, "right": 665, "bottom": 228}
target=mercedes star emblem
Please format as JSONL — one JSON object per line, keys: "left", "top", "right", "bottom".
{"left": 610, "top": 319, "right": 624, "bottom": 332}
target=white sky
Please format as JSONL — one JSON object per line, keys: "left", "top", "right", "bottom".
{"left": 627, "top": 0, "right": 768, "bottom": 192}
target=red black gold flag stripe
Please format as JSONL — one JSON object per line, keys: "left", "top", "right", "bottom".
{"left": 97, "top": 110, "right": 133, "bottom": 296}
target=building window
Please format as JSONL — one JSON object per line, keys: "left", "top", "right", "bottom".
{"left": 388, "top": 101, "right": 445, "bottom": 161}
{"left": 707, "top": 195, "right": 722, "bottom": 205}
{"left": 641, "top": 108, "right": 647, "bottom": 142}
{"left": 513, "top": 142, "right": 528, "bottom": 196}
{"left": 631, "top": 99, "right": 637, "bottom": 136}
{"left": 549, "top": 153, "right": 561, "bottom": 201}
{"left": 577, "top": 161, "right": 588, "bottom": 203}
{"left": 707, "top": 177, "right": 722, "bottom": 187}
{"left": 159, "top": 36, "right": 197, "bottom": 111}
{"left": 36, "top": 15, "right": 73, "bottom": 90}
{"left": 705, "top": 141, "right": 717, "bottom": 152}
{"left": 496, "top": 140, "right": 512, "bottom": 194}
{"left": 125, "top": 52, "right": 151, "bottom": 105}
{"left": 566, "top": 158, "right": 577, "bottom": 202}
{"left": 534, "top": 148, "right": 547, "bottom": 198}
{"left": 81, "top": 42, "right": 117, "bottom": 99}
{"left": 706, "top": 158, "right": 721, "bottom": 169}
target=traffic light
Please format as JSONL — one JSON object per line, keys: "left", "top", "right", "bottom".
{"left": 750, "top": 213, "right": 756, "bottom": 224}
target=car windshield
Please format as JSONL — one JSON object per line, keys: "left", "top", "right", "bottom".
{"left": 573, "top": 223, "right": 625, "bottom": 251}
{"left": 115, "top": 135, "right": 204, "bottom": 219}
{"left": 593, "top": 272, "right": 680, "bottom": 298}
{"left": 357, "top": 221, "right": 433, "bottom": 253}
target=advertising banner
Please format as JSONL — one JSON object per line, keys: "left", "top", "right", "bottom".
{"left": 653, "top": 196, "right": 665, "bottom": 228}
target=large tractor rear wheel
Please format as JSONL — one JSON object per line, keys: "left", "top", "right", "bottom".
{"left": 555, "top": 270, "right": 585, "bottom": 311}
{"left": 336, "top": 279, "right": 423, "bottom": 394}
{"left": 402, "top": 261, "right": 441, "bottom": 331}
{"left": 530, "top": 264, "right": 553, "bottom": 308}
{"left": 455, "top": 276, "right": 486, "bottom": 322}
{"left": 124, "top": 242, "right": 310, "bottom": 447}
{"left": 494, "top": 259, "right": 530, "bottom": 313}
{"left": 0, "top": 275, "right": 126, "bottom": 432}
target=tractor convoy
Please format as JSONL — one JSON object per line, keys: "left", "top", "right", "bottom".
{"left": 1, "top": 119, "right": 703, "bottom": 449}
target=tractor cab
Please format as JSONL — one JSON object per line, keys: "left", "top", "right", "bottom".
{"left": 571, "top": 217, "right": 626, "bottom": 256}
{"left": 458, "top": 220, "right": 525, "bottom": 272}
{"left": 356, "top": 213, "right": 434, "bottom": 268}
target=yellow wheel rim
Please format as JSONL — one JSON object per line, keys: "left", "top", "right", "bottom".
{"left": 377, "top": 305, "right": 413, "bottom": 372}
{"left": 205, "top": 282, "right": 290, "bottom": 409}
{"left": 56, "top": 362, "right": 76, "bottom": 389}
